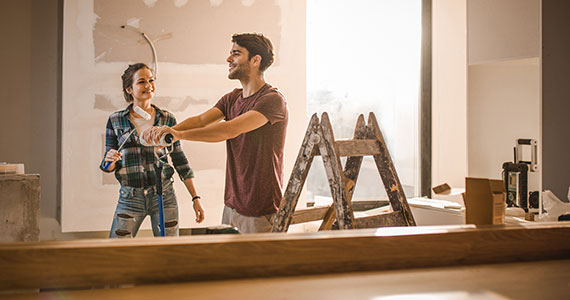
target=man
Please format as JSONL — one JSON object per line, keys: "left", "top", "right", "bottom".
{"left": 143, "top": 33, "right": 288, "bottom": 233}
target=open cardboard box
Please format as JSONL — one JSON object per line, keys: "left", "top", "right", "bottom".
{"left": 464, "top": 177, "right": 506, "bottom": 225}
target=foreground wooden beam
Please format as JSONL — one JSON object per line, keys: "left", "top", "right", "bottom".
{"left": 1, "top": 223, "right": 570, "bottom": 291}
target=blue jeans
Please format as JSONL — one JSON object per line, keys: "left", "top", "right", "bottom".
{"left": 109, "top": 178, "right": 179, "bottom": 238}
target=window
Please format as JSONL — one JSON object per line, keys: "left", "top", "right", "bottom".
{"left": 306, "top": 0, "right": 422, "bottom": 205}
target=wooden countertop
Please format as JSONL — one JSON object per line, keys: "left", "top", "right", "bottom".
{"left": 1, "top": 222, "right": 569, "bottom": 294}
{"left": 4, "top": 259, "right": 570, "bottom": 299}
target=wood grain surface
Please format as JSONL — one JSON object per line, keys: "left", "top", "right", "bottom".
{"left": 5, "top": 259, "right": 570, "bottom": 300}
{"left": 1, "top": 222, "right": 569, "bottom": 291}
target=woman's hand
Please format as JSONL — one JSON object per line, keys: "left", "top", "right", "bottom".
{"left": 104, "top": 149, "right": 122, "bottom": 170}
{"left": 193, "top": 198, "right": 205, "bottom": 223}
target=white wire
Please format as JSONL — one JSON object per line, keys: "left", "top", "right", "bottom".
{"left": 121, "top": 25, "right": 158, "bottom": 78}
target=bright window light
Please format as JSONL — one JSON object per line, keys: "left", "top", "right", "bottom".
{"left": 306, "top": 0, "right": 422, "bottom": 204}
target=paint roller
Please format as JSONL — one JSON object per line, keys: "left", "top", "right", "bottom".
{"left": 134, "top": 105, "right": 152, "bottom": 120}
{"left": 103, "top": 106, "right": 171, "bottom": 170}
{"left": 103, "top": 129, "right": 135, "bottom": 170}
{"left": 134, "top": 106, "right": 174, "bottom": 147}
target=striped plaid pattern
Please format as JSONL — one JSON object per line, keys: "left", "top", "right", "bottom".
{"left": 100, "top": 104, "right": 194, "bottom": 188}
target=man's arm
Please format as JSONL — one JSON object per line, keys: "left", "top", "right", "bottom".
{"left": 141, "top": 107, "right": 226, "bottom": 144}
{"left": 172, "top": 107, "right": 225, "bottom": 131}
{"left": 173, "top": 110, "right": 268, "bottom": 142}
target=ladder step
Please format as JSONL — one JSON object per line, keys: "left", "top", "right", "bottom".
{"left": 337, "top": 139, "right": 381, "bottom": 156}
{"left": 355, "top": 211, "right": 406, "bottom": 229}
{"left": 292, "top": 201, "right": 391, "bottom": 225}
{"left": 314, "top": 139, "right": 381, "bottom": 157}
{"left": 291, "top": 206, "right": 330, "bottom": 224}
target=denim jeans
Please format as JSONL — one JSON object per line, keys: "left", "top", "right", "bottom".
{"left": 109, "top": 178, "right": 179, "bottom": 238}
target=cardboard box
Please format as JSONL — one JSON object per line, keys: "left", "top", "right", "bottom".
{"left": 464, "top": 177, "right": 506, "bottom": 225}
{"left": 432, "top": 183, "right": 465, "bottom": 206}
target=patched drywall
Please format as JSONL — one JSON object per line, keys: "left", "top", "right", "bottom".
{"left": 62, "top": 0, "right": 306, "bottom": 232}
{"left": 94, "top": 94, "right": 208, "bottom": 112}
{"left": 94, "top": 0, "right": 281, "bottom": 65}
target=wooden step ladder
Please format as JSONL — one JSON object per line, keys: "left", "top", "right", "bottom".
{"left": 271, "top": 112, "right": 416, "bottom": 232}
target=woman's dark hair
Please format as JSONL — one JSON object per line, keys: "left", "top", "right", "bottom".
{"left": 231, "top": 33, "right": 274, "bottom": 72}
{"left": 121, "top": 63, "right": 153, "bottom": 102}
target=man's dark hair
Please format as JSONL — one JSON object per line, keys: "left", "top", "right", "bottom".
{"left": 232, "top": 33, "right": 274, "bottom": 72}
{"left": 121, "top": 63, "right": 153, "bottom": 102}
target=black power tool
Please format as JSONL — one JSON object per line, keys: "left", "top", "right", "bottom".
{"left": 502, "top": 139, "right": 538, "bottom": 212}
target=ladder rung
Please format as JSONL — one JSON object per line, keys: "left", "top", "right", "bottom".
{"left": 291, "top": 206, "right": 330, "bottom": 224}
{"left": 291, "top": 201, "right": 391, "bottom": 225}
{"left": 336, "top": 139, "right": 381, "bottom": 156}
{"left": 352, "top": 200, "right": 390, "bottom": 211}
{"left": 355, "top": 211, "right": 406, "bottom": 229}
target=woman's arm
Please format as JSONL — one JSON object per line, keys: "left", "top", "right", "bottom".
{"left": 100, "top": 118, "right": 122, "bottom": 172}
{"left": 182, "top": 177, "right": 205, "bottom": 223}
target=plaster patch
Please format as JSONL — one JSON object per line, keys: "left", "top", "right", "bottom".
{"left": 241, "top": 0, "right": 255, "bottom": 7}
{"left": 94, "top": 0, "right": 281, "bottom": 65}
{"left": 94, "top": 94, "right": 122, "bottom": 112}
{"left": 143, "top": 0, "right": 158, "bottom": 7}
{"left": 94, "top": 52, "right": 107, "bottom": 62}
{"left": 209, "top": 0, "right": 224, "bottom": 7}
{"left": 174, "top": 0, "right": 189, "bottom": 8}
{"left": 154, "top": 32, "right": 174, "bottom": 43}
{"left": 152, "top": 96, "right": 209, "bottom": 111}
{"left": 126, "top": 18, "right": 141, "bottom": 28}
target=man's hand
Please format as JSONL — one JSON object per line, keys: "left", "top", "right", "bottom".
{"left": 193, "top": 199, "right": 205, "bottom": 223}
{"left": 141, "top": 126, "right": 178, "bottom": 145}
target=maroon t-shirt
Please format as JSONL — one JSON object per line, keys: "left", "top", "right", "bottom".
{"left": 214, "top": 84, "right": 288, "bottom": 217}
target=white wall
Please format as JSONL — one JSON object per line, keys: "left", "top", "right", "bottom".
{"left": 432, "top": 0, "right": 468, "bottom": 188}
{"left": 432, "top": 0, "right": 542, "bottom": 191}
{"left": 468, "top": 0, "right": 540, "bottom": 65}
{"left": 467, "top": 58, "right": 540, "bottom": 191}
{"left": 467, "top": 0, "right": 541, "bottom": 191}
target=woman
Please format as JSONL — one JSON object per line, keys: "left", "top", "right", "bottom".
{"left": 100, "top": 63, "right": 204, "bottom": 238}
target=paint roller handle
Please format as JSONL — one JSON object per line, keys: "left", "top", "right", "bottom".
{"left": 103, "top": 149, "right": 122, "bottom": 171}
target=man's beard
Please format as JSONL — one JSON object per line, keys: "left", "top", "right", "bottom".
{"left": 228, "top": 63, "right": 250, "bottom": 80}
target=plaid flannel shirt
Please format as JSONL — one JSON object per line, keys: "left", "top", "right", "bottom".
{"left": 100, "top": 104, "right": 194, "bottom": 188}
